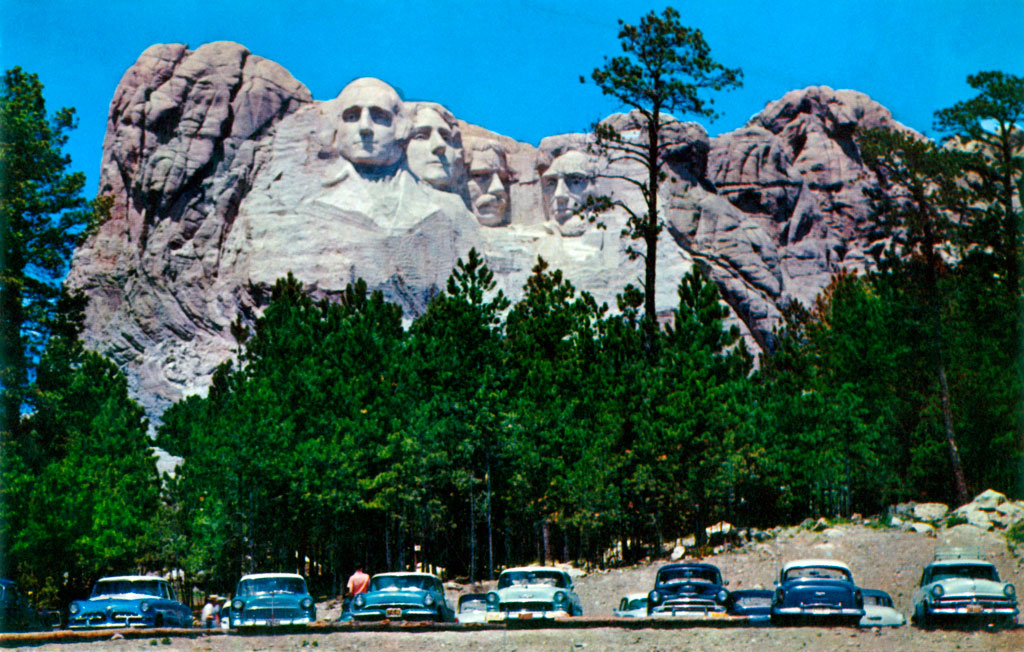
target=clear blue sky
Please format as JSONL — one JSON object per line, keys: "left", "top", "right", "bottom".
{"left": 2, "top": 0, "right": 1021, "bottom": 194}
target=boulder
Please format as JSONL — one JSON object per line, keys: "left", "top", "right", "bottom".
{"left": 913, "top": 503, "right": 949, "bottom": 523}
{"left": 909, "top": 522, "right": 936, "bottom": 534}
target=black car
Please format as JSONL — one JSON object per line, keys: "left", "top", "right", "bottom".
{"left": 647, "top": 562, "right": 730, "bottom": 617}
{"left": 1, "top": 579, "right": 48, "bottom": 632}
{"left": 727, "top": 589, "right": 774, "bottom": 625}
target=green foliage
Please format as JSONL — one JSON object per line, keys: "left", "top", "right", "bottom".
{"left": 584, "top": 8, "right": 742, "bottom": 350}
{"left": 0, "top": 67, "right": 105, "bottom": 431}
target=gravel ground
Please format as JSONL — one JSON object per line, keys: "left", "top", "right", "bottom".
{"left": 16, "top": 522, "right": 1024, "bottom": 652}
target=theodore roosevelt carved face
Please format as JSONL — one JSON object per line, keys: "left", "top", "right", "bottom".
{"left": 542, "top": 150, "right": 597, "bottom": 236}
{"left": 406, "top": 102, "right": 463, "bottom": 191}
{"left": 466, "top": 143, "right": 511, "bottom": 227}
{"left": 336, "top": 78, "right": 407, "bottom": 170}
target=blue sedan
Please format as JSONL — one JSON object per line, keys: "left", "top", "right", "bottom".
{"left": 68, "top": 576, "right": 192, "bottom": 629}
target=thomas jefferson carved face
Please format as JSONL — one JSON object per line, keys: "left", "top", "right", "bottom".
{"left": 542, "top": 150, "right": 597, "bottom": 236}
{"left": 406, "top": 104, "right": 463, "bottom": 190}
{"left": 336, "top": 78, "right": 406, "bottom": 169}
{"left": 466, "top": 146, "right": 510, "bottom": 227}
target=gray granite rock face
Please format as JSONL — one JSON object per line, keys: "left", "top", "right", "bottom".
{"left": 67, "top": 43, "right": 913, "bottom": 419}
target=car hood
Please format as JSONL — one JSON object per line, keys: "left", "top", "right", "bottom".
{"left": 79, "top": 595, "right": 153, "bottom": 606}
{"left": 931, "top": 578, "right": 1012, "bottom": 598}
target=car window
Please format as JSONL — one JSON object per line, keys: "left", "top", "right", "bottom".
{"left": 497, "top": 571, "right": 567, "bottom": 589}
{"left": 459, "top": 596, "right": 486, "bottom": 612}
{"left": 627, "top": 598, "right": 647, "bottom": 610}
{"left": 657, "top": 567, "right": 720, "bottom": 584}
{"left": 736, "top": 595, "right": 772, "bottom": 608}
{"left": 929, "top": 564, "right": 998, "bottom": 582}
{"left": 783, "top": 566, "right": 851, "bottom": 582}
{"left": 237, "top": 577, "right": 307, "bottom": 595}
{"left": 93, "top": 580, "right": 163, "bottom": 597}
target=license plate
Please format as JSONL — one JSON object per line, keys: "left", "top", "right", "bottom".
{"left": 966, "top": 604, "right": 983, "bottom": 613}
{"left": 386, "top": 608, "right": 402, "bottom": 618}
{"left": 516, "top": 612, "right": 534, "bottom": 619}
{"left": 810, "top": 608, "right": 832, "bottom": 615}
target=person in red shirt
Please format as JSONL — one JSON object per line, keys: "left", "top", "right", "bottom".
{"left": 346, "top": 567, "right": 369, "bottom": 597}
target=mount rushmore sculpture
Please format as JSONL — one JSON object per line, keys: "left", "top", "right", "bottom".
{"left": 66, "top": 41, "right": 911, "bottom": 418}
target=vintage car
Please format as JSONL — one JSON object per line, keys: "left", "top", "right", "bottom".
{"left": 859, "top": 588, "right": 905, "bottom": 627}
{"left": 68, "top": 576, "right": 191, "bottom": 629}
{"left": 230, "top": 573, "right": 316, "bottom": 628}
{"left": 911, "top": 547, "right": 1017, "bottom": 629}
{"left": 726, "top": 589, "right": 774, "bottom": 625}
{"left": 455, "top": 593, "right": 489, "bottom": 624}
{"left": 613, "top": 593, "right": 648, "bottom": 618}
{"left": 770, "top": 559, "right": 864, "bottom": 626}
{"left": 351, "top": 572, "right": 454, "bottom": 622}
{"left": 646, "top": 562, "right": 730, "bottom": 617}
{"left": 0, "top": 579, "right": 47, "bottom": 632}
{"left": 485, "top": 567, "right": 582, "bottom": 619}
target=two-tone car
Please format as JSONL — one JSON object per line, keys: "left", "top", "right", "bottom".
{"left": 613, "top": 593, "right": 649, "bottom": 618}
{"left": 350, "top": 572, "right": 454, "bottom": 622}
{"left": 485, "top": 567, "right": 582, "bottom": 620}
{"left": 912, "top": 547, "right": 1017, "bottom": 629}
{"left": 230, "top": 573, "right": 316, "bottom": 628}
{"left": 646, "top": 562, "right": 730, "bottom": 618}
{"left": 68, "top": 576, "right": 191, "bottom": 629}
{"left": 859, "top": 589, "right": 905, "bottom": 627}
{"left": 770, "top": 560, "right": 864, "bottom": 626}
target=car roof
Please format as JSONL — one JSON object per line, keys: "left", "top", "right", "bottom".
{"left": 781, "top": 559, "right": 852, "bottom": 573}
{"left": 927, "top": 559, "right": 993, "bottom": 567}
{"left": 861, "top": 588, "right": 892, "bottom": 599}
{"left": 239, "top": 573, "right": 305, "bottom": 580}
{"left": 372, "top": 572, "right": 442, "bottom": 579}
{"left": 500, "top": 566, "right": 569, "bottom": 575}
{"left": 96, "top": 575, "right": 166, "bottom": 582}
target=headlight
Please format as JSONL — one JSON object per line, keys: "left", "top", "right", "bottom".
{"left": 553, "top": 591, "right": 567, "bottom": 604}
{"left": 232, "top": 599, "right": 244, "bottom": 611}
{"left": 648, "top": 590, "right": 661, "bottom": 604}
{"left": 423, "top": 594, "right": 435, "bottom": 608}
{"left": 717, "top": 590, "right": 728, "bottom": 603}
{"left": 353, "top": 594, "right": 366, "bottom": 609}
{"left": 1005, "top": 584, "right": 1016, "bottom": 597}
{"left": 140, "top": 601, "right": 152, "bottom": 613}
{"left": 486, "top": 592, "right": 499, "bottom": 605}
{"left": 69, "top": 603, "right": 80, "bottom": 615}
{"left": 300, "top": 597, "right": 313, "bottom": 610}
{"left": 931, "top": 585, "right": 944, "bottom": 598}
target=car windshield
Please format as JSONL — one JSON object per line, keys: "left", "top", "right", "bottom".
{"left": 626, "top": 598, "right": 647, "bottom": 610}
{"left": 864, "top": 593, "right": 892, "bottom": 607}
{"left": 783, "top": 566, "right": 851, "bottom": 582}
{"left": 459, "top": 596, "right": 486, "bottom": 612}
{"left": 236, "top": 577, "right": 307, "bottom": 596}
{"left": 736, "top": 595, "right": 773, "bottom": 608}
{"left": 92, "top": 580, "right": 163, "bottom": 597}
{"left": 657, "top": 567, "right": 720, "bottom": 585}
{"left": 497, "top": 570, "right": 567, "bottom": 589}
{"left": 370, "top": 575, "right": 437, "bottom": 592}
{"left": 930, "top": 564, "right": 998, "bottom": 582}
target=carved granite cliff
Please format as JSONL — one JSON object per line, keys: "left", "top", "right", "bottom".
{"left": 66, "top": 42, "right": 913, "bottom": 418}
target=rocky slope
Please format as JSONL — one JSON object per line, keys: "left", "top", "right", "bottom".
{"left": 66, "top": 41, "right": 913, "bottom": 419}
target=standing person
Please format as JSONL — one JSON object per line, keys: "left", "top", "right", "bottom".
{"left": 346, "top": 567, "right": 369, "bottom": 597}
{"left": 200, "top": 595, "right": 218, "bottom": 629}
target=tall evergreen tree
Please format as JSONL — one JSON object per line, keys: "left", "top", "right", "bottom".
{"left": 584, "top": 8, "right": 742, "bottom": 354}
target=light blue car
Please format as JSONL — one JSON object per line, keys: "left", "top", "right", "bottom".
{"left": 68, "top": 576, "right": 192, "bottom": 629}
{"left": 351, "top": 572, "right": 454, "bottom": 622}
{"left": 486, "top": 567, "right": 582, "bottom": 620}
{"left": 230, "top": 573, "right": 316, "bottom": 628}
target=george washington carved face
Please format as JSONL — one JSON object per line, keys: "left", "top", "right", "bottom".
{"left": 336, "top": 78, "right": 407, "bottom": 169}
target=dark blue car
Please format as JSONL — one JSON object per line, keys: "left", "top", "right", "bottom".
{"left": 647, "top": 562, "right": 730, "bottom": 618}
{"left": 770, "top": 560, "right": 864, "bottom": 626}
{"left": 68, "top": 576, "right": 192, "bottom": 629}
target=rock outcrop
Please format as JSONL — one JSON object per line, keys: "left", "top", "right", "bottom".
{"left": 67, "top": 42, "right": 913, "bottom": 419}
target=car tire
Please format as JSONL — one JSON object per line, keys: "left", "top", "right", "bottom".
{"left": 913, "top": 604, "right": 929, "bottom": 630}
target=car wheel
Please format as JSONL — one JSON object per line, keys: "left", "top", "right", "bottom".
{"left": 913, "top": 604, "right": 929, "bottom": 630}
{"left": 154, "top": 613, "right": 164, "bottom": 628}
